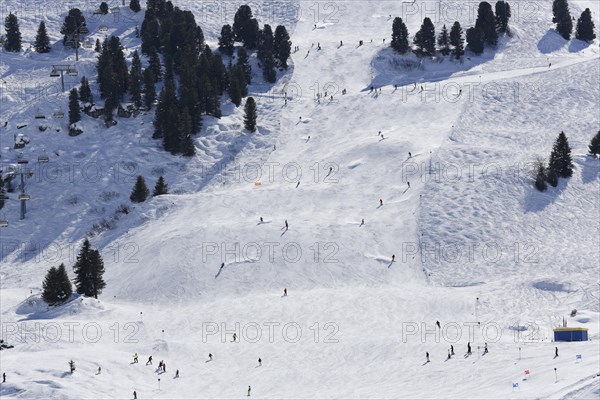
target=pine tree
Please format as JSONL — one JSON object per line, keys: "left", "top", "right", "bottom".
{"left": 233, "top": 5, "right": 253, "bottom": 42}
{"left": 179, "top": 108, "right": 195, "bottom": 157}
{"left": 258, "top": 24, "right": 274, "bottom": 63}
{"left": 68, "top": 88, "right": 81, "bottom": 125}
{"left": 130, "top": 176, "right": 149, "bottom": 202}
{"left": 475, "top": 2, "right": 498, "bottom": 46}
{"left": 143, "top": 68, "right": 156, "bottom": 110}
{"left": 534, "top": 160, "right": 548, "bottom": 192}
{"left": 99, "top": 2, "right": 109, "bottom": 14}
{"left": 73, "top": 239, "right": 106, "bottom": 299}
{"left": 228, "top": 67, "right": 243, "bottom": 107}
{"left": 437, "top": 25, "right": 451, "bottom": 56}
{"left": 495, "top": 1, "right": 511, "bottom": 34}
{"left": 4, "top": 13, "right": 22, "bottom": 52}
{"left": 236, "top": 47, "right": 252, "bottom": 84}
{"left": 244, "top": 18, "right": 260, "bottom": 49}
{"left": 575, "top": 8, "right": 596, "bottom": 42}
{"left": 153, "top": 176, "right": 168, "bottom": 196}
{"left": 413, "top": 17, "right": 436, "bottom": 57}
{"left": 466, "top": 27, "right": 485, "bottom": 55}
{"left": 79, "top": 76, "right": 92, "bottom": 103}
{"left": 552, "top": 0, "right": 573, "bottom": 40}
{"left": 273, "top": 25, "right": 291, "bottom": 68}
{"left": 549, "top": 131, "right": 574, "bottom": 178}
{"left": 588, "top": 131, "right": 600, "bottom": 156}
{"left": 450, "top": 21, "right": 465, "bottom": 59}
{"left": 34, "top": 21, "right": 51, "bottom": 53}
{"left": 129, "top": 0, "right": 141, "bottom": 13}
{"left": 95, "top": 38, "right": 101, "bottom": 52}
{"left": 391, "top": 17, "right": 410, "bottom": 54}
{"left": 60, "top": 8, "right": 87, "bottom": 45}
{"left": 218, "top": 24, "right": 234, "bottom": 56}
{"left": 261, "top": 51, "right": 276, "bottom": 83}
{"left": 546, "top": 165, "right": 558, "bottom": 187}
{"left": 243, "top": 97, "right": 257, "bottom": 132}
{"left": 129, "top": 50, "right": 143, "bottom": 108}
{"left": 42, "top": 263, "right": 73, "bottom": 306}
{"left": 148, "top": 48, "right": 162, "bottom": 81}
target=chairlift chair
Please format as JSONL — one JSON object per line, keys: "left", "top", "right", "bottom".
{"left": 17, "top": 155, "right": 28, "bottom": 164}
{"left": 67, "top": 69, "right": 78, "bottom": 76}
{"left": 50, "top": 69, "right": 60, "bottom": 77}
{"left": 53, "top": 110, "right": 65, "bottom": 118}
{"left": 19, "top": 193, "right": 30, "bottom": 201}
{"left": 35, "top": 109, "right": 46, "bottom": 119}
{"left": 0, "top": 214, "right": 8, "bottom": 228}
{"left": 99, "top": 25, "right": 108, "bottom": 32}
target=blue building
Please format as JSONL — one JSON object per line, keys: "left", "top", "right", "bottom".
{"left": 553, "top": 327, "right": 589, "bottom": 342}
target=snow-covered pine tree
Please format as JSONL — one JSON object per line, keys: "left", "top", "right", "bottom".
{"left": 130, "top": 176, "right": 150, "bottom": 202}
{"left": 391, "top": 17, "right": 410, "bottom": 54}
{"left": 4, "top": 12, "right": 22, "bottom": 52}
{"left": 34, "top": 21, "right": 51, "bottom": 53}
{"left": 42, "top": 263, "right": 73, "bottom": 306}
{"left": 244, "top": 97, "right": 257, "bottom": 132}
{"left": 552, "top": 0, "right": 573, "bottom": 40}
{"left": 153, "top": 176, "right": 169, "bottom": 196}
{"left": 575, "top": 8, "right": 596, "bottom": 42}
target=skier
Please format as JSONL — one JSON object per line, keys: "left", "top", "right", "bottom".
{"left": 147, "top": 356, "right": 153, "bottom": 365}
{"left": 392, "top": 254, "right": 395, "bottom": 262}
{"left": 133, "top": 390, "right": 137, "bottom": 399}
{"left": 209, "top": 353, "right": 213, "bottom": 361}
{"left": 426, "top": 352, "right": 430, "bottom": 362}
{"left": 175, "top": 369, "right": 179, "bottom": 378}
{"left": 436, "top": 320, "right": 440, "bottom": 329}
{"left": 383, "top": 38, "right": 386, "bottom": 43}
{"left": 329, "top": 166, "right": 333, "bottom": 173}
{"left": 360, "top": 218, "right": 364, "bottom": 226}
{"left": 258, "top": 358, "right": 262, "bottom": 366}
{"left": 450, "top": 345, "right": 455, "bottom": 355}
{"left": 284, "top": 288, "right": 287, "bottom": 296}
{"left": 248, "top": 386, "right": 252, "bottom": 396}
{"left": 330, "top": 95, "right": 333, "bottom": 101}
{"left": 232, "top": 333, "right": 237, "bottom": 342}
{"left": 274, "top": 144, "right": 276, "bottom": 150}
{"left": 467, "top": 342, "right": 472, "bottom": 354}
{"left": 158, "top": 360, "right": 163, "bottom": 370}
{"left": 555, "top": 347, "right": 558, "bottom": 357}
{"left": 220, "top": 262, "right": 224, "bottom": 269}
{"left": 163, "top": 362, "right": 166, "bottom": 373}
{"left": 408, "top": 152, "right": 412, "bottom": 158}
{"left": 285, "top": 220, "right": 289, "bottom": 230}
{"left": 340, "top": 40, "right": 343, "bottom": 46}
{"left": 296, "top": 181, "right": 300, "bottom": 188}
{"left": 379, "top": 199, "right": 383, "bottom": 206}
{"left": 2, "top": 373, "right": 5, "bottom": 383}
{"left": 97, "top": 366, "right": 101, "bottom": 374}
{"left": 447, "top": 350, "right": 451, "bottom": 360}
{"left": 260, "top": 217, "right": 263, "bottom": 223}
{"left": 483, "top": 343, "right": 488, "bottom": 354}
{"left": 133, "top": 353, "right": 138, "bottom": 363}
{"left": 407, "top": 181, "right": 410, "bottom": 188}
{"left": 378, "top": 130, "right": 381, "bottom": 136}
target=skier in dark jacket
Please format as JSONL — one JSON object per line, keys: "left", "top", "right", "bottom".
{"left": 147, "top": 356, "right": 153, "bottom": 365}
{"left": 467, "top": 342, "right": 472, "bottom": 354}
{"left": 426, "top": 352, "right": 430, "bottom": 362}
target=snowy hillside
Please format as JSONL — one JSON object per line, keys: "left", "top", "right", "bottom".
{"left": 1, "top": 0, "right": 599, "bottom": 398}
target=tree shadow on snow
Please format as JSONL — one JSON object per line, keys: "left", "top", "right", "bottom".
{"left": 523, "top": 177, "right": 569, "bottom": 212}
{"left": 537, "top": 30, "right": 568, "bottom": 54}
{"left": 568, "top": 38, "right": 592, "bottom": 53}
{"left": 366, "top": 47, "right": 494, "bottom": 91}
{"left": 580, "top": 157, "right": 600, "bottom": 184}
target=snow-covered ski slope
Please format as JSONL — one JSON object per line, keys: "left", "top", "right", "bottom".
{"left": 1, "top": 0, "right": 599, "bottom": 398}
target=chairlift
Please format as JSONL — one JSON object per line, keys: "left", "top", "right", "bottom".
{"left": 17, "top": 155, "right": 28, "bottom": 164}
{"left": 50, "top": 69, "right": 60, "bottom": 77}
{"left": 35, "top": 109, "right": 46, "bottom": 119}
{"left": 38, "top": 150, "right": 49, "bottom": 163}
{"left": 99, "top": 25, "right": 108, "bottom": 32}
{"left": 0, "top": 214, "right": 8, "bottom": 228}
{"left": 53, "top": 110, "right": 65, "bottom": 118}
{"left": 67, "top": 69, "right": 78, "bottom": 76}
{"left": 19, "top": 193, "right": 31, "bottom": 201}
